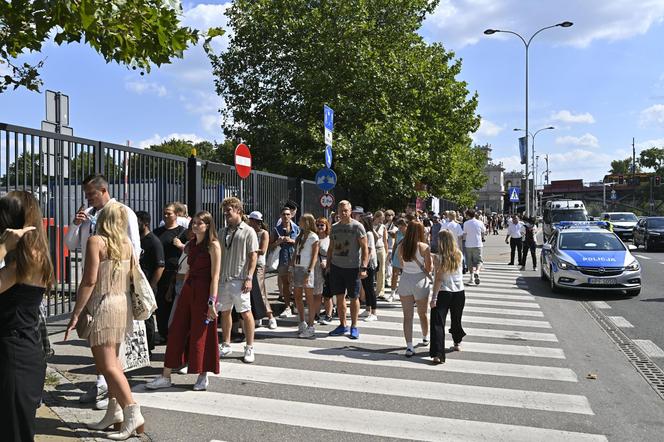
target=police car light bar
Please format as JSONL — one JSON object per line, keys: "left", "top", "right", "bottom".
{"left": 554, "top": 221, "right": 609, "bottom": 230}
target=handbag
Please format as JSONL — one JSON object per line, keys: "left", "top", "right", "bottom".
{"left": 130, "top": 254, "right": 158, "bottom": 320}
{"left": 266, "top": 245, "right": 281, "bottom": 272}
{"left": 76, "top": 294, "right": 106, "bottom": 340}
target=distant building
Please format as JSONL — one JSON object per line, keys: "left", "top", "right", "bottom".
{"left": 475, "top": 145, "right": 505, "bottom": 213}
{"left": 504, "top": 170, "right": 526, "bottom": 213}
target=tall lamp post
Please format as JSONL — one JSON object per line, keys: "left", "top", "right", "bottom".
{"left": 514, "top": 126, "right": 555, "bottom": 216}
{"left": 484, "top": 21, "right": 573, "bottom": 216}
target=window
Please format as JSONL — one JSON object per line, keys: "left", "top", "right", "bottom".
{"left": 493, "top": 176, "right": 497, "bottom": 184}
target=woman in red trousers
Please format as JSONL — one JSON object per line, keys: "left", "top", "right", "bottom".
{"left": 145, "top": 211, "right": 221, "bottom": 391}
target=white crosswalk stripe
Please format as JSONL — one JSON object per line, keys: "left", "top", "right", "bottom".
{"left": 136, "top": 263, "right": 607, "bottom": 441}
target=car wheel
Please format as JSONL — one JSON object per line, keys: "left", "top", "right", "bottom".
{"left": 626, "top": 288, "right": 640, "bottom": 297}
{"left": 549, "top": 265, "right": 560, "bottom": 293}
{"left": 540, "top": 264, "right": 548, "bottom": 281}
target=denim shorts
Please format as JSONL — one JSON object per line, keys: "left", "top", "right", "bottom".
{"left": 329, "top": 265, "right": 360, "bottom": 298}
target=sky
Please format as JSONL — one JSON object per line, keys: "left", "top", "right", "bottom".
{"left": 2, "top": 0, "right": 664, "bottom": 187}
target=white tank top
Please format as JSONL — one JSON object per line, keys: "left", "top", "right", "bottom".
{"left": 402, "top": 247, "right": 425, "bottom": 274}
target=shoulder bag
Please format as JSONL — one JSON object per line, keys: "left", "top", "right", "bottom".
{"left": 130, "top": 253, "right": 158, "bottom": 320}
{"left": 76, "top": 293, "right": 106, "bottom": 340}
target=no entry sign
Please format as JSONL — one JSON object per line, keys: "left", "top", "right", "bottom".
{"left": 235, "top": 143, "right": 252, "bottom": 179}
{"left": 319, "top": 192, "right": 335, "bottom": 209}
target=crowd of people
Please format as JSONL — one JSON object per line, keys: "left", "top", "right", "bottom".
{"left": 2, "top": 171, "right": 539, "bottom": 441}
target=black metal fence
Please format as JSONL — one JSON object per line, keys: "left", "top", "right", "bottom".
{"left": 0, "top": 122, "right": 322, "bottom": 318}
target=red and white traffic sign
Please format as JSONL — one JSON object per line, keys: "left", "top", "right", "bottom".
{"left": 319, "top": 192, "right": 335, "bottom": 209}
{"left": 234, "top": 143, "right": 252, "bottom": 179}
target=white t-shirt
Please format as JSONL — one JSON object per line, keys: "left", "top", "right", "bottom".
{"left": 366, "top": 232, "right": 378, "bottom": 268}
{"left": 374, "top": 224, "right": 386, "bottom": 250}
{"left": 435, "top": 267, "right": 464, "bottom": 293}
{"left": 507, "top": 222, "right": 524, "bottom": 238}
{"left": 463, "top": 219, "right": 486, "bottom": 248}
{"left": 296, "top": 232, "right": 319, "bottom": 267}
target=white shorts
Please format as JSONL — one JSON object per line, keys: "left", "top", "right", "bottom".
{"left": 218, "top": 280, "right": 251, "bottom": 313}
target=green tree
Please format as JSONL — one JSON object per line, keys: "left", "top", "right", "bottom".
{"left": 639, "top": 147, "right": 664, "bottom": 174}
{"left": 609, "top": 158, "right": 635, "bottom": 175}
{"left": 0, "top": 0, "right": 224, "bottom": 92}
{"left": 208, "top": 0, "right": 481, "bottom": 209}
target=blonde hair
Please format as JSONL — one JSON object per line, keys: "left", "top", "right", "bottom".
{"left": 296, "top": 213, "right": 317, "bottom": 252}
{"left": 437, "top": 229, "right": 462, "bottom": 274}
{"left": 96, "top": 202, "right": 129, "bottom": 267}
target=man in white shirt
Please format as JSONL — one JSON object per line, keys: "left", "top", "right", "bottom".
{"left": 64, "top": 174, "right": 141, "bottom": 410}
{"left": 505, "top": 214, "right": 524, "bottom": 266}
{"left": 462, "top": 209, "right": 486, "bottom": 285}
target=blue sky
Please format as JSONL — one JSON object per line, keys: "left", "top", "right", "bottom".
{"left": 2, "top": 0, "right": 664, "bottom": 185}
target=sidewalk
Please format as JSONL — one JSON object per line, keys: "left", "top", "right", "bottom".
{"left": 38, "top": 234, "right": 513, "bottom": 440}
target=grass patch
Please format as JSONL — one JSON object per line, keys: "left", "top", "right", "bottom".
{"left": 44, "top": 372, "right": 60, "bottom": 388}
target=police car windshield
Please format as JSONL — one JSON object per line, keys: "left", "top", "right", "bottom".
{"left": 559, "top": 232, "right": 625, "bottom": 251}
{"left": 609, "top": 213, "right": 638, "bottom": 222}
{"left": 552, "top": 211, "right": 587, "bottom": 223}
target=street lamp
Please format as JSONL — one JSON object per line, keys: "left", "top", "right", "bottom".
{"left": 484, "top": 21, "right": 573, "bottom": 216}
{"left": 514, "top": 126, "right": 555, "bottom": 215}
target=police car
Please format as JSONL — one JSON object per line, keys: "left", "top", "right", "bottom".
{"left": 540, "top": 221, "right": 641, "bottom": 296}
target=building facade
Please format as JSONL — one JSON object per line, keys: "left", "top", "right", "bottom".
{"left": 475, "top": 145, "right": 505, "bottom": 213}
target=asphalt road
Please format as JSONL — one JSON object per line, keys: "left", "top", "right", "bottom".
{"left": 44, "top": 235, "right": 664, "bottom": 441}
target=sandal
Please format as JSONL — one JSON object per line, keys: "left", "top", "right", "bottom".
{"left": 452, "top": 344, "right": 461, "bottom": 352}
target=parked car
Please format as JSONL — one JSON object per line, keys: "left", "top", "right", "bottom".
{"left": 600, "top": 212, "right": 639, "bottom": 241}
{"left": 633, "top": 216, "right": 664, "bottom": 251}
{"left": 541, "top": 221, "right": 641, "bottom": 296}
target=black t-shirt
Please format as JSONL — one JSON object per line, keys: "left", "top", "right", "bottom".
{"left": 140, "top": 232, "right": 165, "bottom": 281}
{"left": 153, "top": 225, "right": 188, "bottom": 271}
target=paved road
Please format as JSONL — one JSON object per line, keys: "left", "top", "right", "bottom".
{"left": 44, "top": 237, "right": 664, "bottom": 441}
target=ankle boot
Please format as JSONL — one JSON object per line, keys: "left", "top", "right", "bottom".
{"left": 88, "top": 397, "right": 122, "bottom": 431}
{"left": 107, "top": 404, "right": 145, "bottom": 440}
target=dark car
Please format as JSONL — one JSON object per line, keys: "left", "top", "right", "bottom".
{"left": 633, "top": 216, "right": 664, "bottom": 251}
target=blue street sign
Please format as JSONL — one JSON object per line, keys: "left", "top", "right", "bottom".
{"left": 324, "top": 105, "right": 334, "bottom": 131}
{"left": 508, "top": 187, "right": 521, "bottom": 203}
{"left": 610, "top": 189, "right": 617, "bottom": 200}
{"left": 325, "top": 145, "right": 333, "bottom": 168}
{"left": 315, "top": 167, "right": 337, "bottom": 192}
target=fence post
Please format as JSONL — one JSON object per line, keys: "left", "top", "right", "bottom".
{"left": 187, "top": 154, "right": 202, "bottom": 215}
{"left": 94, "top": 141, "right": 105, "bottom": 175}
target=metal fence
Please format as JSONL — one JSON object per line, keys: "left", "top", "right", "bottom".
{"left": 0, "top": 122, "right": 324, "bottom": 318}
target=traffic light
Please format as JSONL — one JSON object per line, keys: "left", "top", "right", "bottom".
{"left": 618, "top": 175, "right": 624, "bottom": 185}
{"left": 656, "top": 176, "right": 662, "bottom": 186}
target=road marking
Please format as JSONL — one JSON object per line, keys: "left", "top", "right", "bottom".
{"left": 590, "top": 301, "right": 611, "bottom": 309}
{"left": 132, "top": 390, "right": 606, "bottom": 442}
{"left": 375, "top": 302, "right": 544, "bottom": 316}
{"left": 633, "top": 340, "right": 664, "bottom": 358}
{"left": 467, "top": 287, "right": 534, "bottom": 296}
{"left": 213, "top": 364, "right": 591, "bottom": 414}
{"left": 367, "top": 309, "right": 551, "bottom": 328}
{"left": 463, "top": 299, "right": 541, "bottom": 309}
{"left": 607, "top": 316, "right": 634, "bottom": 328}
{"left": 249, "top": 342, "right": 574, "bottom": 380}
{"left": 659, "top": 262, "right": 664, "bottom": 265}
{"left": 464, "top": 291, "right": 536, "bottom": 301}
{"left": 633, "top": 254, "right": 651, "bottom": 260}
{"left": 257, "top": 329, "right": 565, "bottom": 359}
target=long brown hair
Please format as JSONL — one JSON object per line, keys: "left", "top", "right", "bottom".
{"left": 193, "top": 210, "right": 217, "bottom": 250}
{"left": 0, "top": 191, "right": 54, "bottom": 286}
{"left": 296, "top": 213, "right": 316, "bottom": 252}
{"left": 401, "top": 221, "right": 425, "bottom": 262}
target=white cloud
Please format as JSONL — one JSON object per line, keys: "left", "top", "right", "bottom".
{"left": 550, "top": 110, "right": 595, "bottom": 124}
{"left": 494, "top": 155, "right": 522, "bottom": 172}
{"left": 640, "top": 104, "right": 664, "bottom": 127}
{"left": 636, "top": 137, "right": 664, "bottom": 150}
{"left": 136, "top": 133, "right": 207, "bottom": 149}
{"left": 555, "top": 133, "right": 599, "bottom": 148}
{"left": 475, "top": 118, "right": 504, "bottom": 137}
{"left": 422, "top": 0, "right": 664, "bottom": 49}
{"left": 125, "top": 80, "right": 167, "bottom": 97}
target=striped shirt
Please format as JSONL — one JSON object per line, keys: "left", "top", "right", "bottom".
{"left": 220, "top": 221, "right": 259, "bottom": 282}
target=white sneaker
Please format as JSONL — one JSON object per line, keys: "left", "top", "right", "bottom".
{"left": 365, "top": 314, "right": 378, "bottom": 322}
{"left": 94, "top": 397, "right": 109, "bottom": 410}
{"left": 268, "top": 317, "right": 278, "bottom": 329}
{"left": 467, "top": 279, "right": 474, "bottom": 285}
{"left": 359, "top": 310, "right": 370, "bottom": 317}
{"left": 145, "top": 376, "right": 172, "bottom": 390}
{"left": 219, "top": 344, "right": 232, "bottom": 357}
{"left": 193, "top": 374, "right": 209, "bottom": 391}
{"left": 255, "top": 319, "right": 261, "bottom": 328}
{"left": 299, "top": 326, "right": 316, "bottom": 339}
{"left": 298, "top": 321, "right": 308, "bottom": 334}
{"left": 243, "top": 345, "right": 255, "bottom": 363}
{"left": 386, "top": 295, "right": 394, "bottom": 303}
{"left": 280, "top": 307, "right": 292, "bottom": 318}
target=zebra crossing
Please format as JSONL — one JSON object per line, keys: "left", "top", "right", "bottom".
{"left": 132, "top": 265, "right": 608, "bottom": 441}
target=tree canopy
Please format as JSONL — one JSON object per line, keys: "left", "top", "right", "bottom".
{"left": 609, "top": 158, "right": 637, "bottom": 175}
{"left": 639, "top": 147, "right": 664, "bottom": 174}
{"left": 207, "top": 0, "right": 484, "bottom": 209}
{"left": 0, "top": 0, "right": 223, "bottom": 93}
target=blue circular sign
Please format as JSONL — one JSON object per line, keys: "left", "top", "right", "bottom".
{"left": 315, "top": 167, "right": 337, "bottom": 192}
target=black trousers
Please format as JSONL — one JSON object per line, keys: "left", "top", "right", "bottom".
{"left": 430, "top": 290, "right": 466, "bottom": 361}
{"left": 1, "top": 330, "right": 46, "bottom": 442}
{"left": 361, "top": 266, "right": 377, "bottom": 309}
{"left": 509, "top": 237, "right": 523, "bottom": 264}
{"left": 156, "top": 270, "right": 176, "bottom": 339}
{"left": 520, "top": 241, "right": 537, "bottom": 267}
